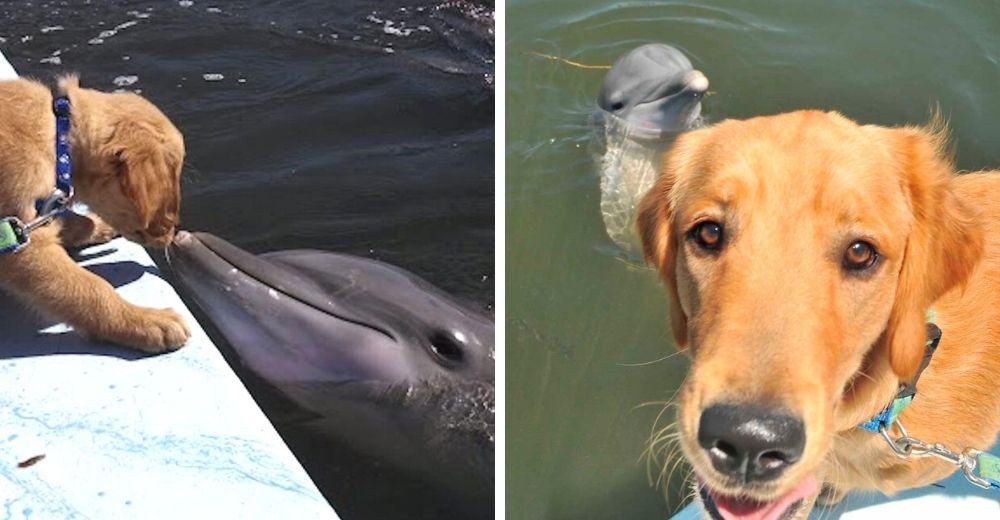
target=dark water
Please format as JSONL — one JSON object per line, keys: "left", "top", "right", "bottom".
{"left": 1, "top": 1, "right": 493, "bottom": 518}
{"left": 506, "top": 1, "right": 1000, "bottom": 519}
{"left": 2, "top": 0, "right": 493, "bottom": 307}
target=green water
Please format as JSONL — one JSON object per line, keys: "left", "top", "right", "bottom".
{"left": 505, "top": 1, "right": 1000, "bottom": 518}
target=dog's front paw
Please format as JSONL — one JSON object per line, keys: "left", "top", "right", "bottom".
{"left": 60, "top": 213, "right": 119, "bottom": 248}
{"left": 87, "top": 217, "right": 118, "bottom": 244}
{"left": 116, "top": 306, "right": 192, "bottom": 352}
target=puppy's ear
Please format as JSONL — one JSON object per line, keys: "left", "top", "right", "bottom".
{"left": 881, "top": 122, "right": 983, "bottom": 381}
{"left": 113, "top": 131, "right": 176, "bottom": 232}
{"left": 636, "top": 132, "right": 704, "bottom": 351}
{"left": 114, "top": 148, "right": 151, "bottom": 228}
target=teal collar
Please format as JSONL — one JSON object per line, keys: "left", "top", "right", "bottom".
{"left": 856, "top": 314, "right": 1000, "bottom": 490}
{"left": 857, "top": 321, "right": 941, "bottom": 433}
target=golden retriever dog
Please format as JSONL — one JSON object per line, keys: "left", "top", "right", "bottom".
{"left": 638, "top": 110, "right": 1000, "bottom": 519}
{"left": 0, "top": 76, "right": 190, "bottom": 352}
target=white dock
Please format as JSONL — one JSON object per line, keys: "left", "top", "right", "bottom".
{"left": 0, "top": 51, "right": 337, "bottom": 519}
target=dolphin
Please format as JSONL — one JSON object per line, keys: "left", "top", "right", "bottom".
{"left": 165, "top": 231, "right": 494, "bottom": 518}
{"left": 593, "top": 43, "right": 708, "bottom": 256}
{"left": 596, "top": 43, "right": 708, "bottom": 140}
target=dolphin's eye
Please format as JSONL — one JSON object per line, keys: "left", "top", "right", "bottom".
{"left": 429, "top": 330, "right": 465, "bottom": 365}
{"left": 611, "top": 102, "right": 624, "bottom": 111}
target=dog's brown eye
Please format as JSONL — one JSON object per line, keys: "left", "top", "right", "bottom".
{"left": 691, "top": 221, "right": 723, "bottom": 251}
{"left": 844, "top": 241, "right": 877, "bottom": 270}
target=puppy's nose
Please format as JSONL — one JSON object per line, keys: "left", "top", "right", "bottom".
{"left": 697, "top": 404, "right": 805, "bottom": 482}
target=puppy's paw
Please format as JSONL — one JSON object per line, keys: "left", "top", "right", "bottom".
{"left": 118, "top": 306, "right": 192, "bottom": 352}
{"left": 87, "top": 217, "right": 118, "bottom": 244}
{"left": 60, "top": 213, "right": 119, "bottom": 248}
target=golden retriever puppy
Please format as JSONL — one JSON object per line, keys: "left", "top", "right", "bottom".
{"left": 638, "top": 110, "right": 1000, "bottom": 519}
{"left": 0, "top": 76, "right": 190, "bottom": 352}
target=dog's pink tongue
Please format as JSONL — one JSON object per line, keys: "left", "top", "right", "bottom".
{"left": 711, "top": 476, "right": 818, "bottom": 520}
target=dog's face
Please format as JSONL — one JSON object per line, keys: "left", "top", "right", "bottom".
{"left": 637, "top": 111, "right": 982, "bottom": 519}
{"left": 77, "top": 92, "right": 184, "bottom": 248}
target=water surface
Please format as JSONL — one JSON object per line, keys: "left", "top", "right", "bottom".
{"left": 506, "top": 1, "right": 1000, "bottom": 518}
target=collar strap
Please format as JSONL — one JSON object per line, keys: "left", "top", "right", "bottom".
{"left": 0, "top": 95, "right": 74, "bottom": 254}
{"left": 858, "top": 322, "right": 941, "bottom": 432}
{"left": 53, "top": 95, "right": 72, "bottom": 197}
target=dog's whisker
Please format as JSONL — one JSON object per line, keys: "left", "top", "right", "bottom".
{"left": 616, "top": 349, "right": 686, "bottom": 367}
{"left": 663, "top": 446, "right": 689, "bottom": 501}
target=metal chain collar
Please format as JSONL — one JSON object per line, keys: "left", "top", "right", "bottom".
{"left": 877, "top": 419, "right": 995, "bottom": 489}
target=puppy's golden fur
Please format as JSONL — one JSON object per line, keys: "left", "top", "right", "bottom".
{"left": 638, "top": 110, "right": 1000, "bottom": 515}
{"left": 0, "top": 76, "right": 189, "bottom": 351}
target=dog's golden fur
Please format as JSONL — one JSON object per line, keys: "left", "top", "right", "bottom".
{"left": 638, "top": 110, "right": 1000, "bottom": 515}
{"left": 0, "top": 76, "right": 189, "bottom": 351}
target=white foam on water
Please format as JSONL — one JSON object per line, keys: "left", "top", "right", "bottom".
{"left": 203, "top": 73, "right": 224, "bottom": 81}
{"left": 383, "top": 23, "right": 414, "bottom": 37}
{"left": 178, "top": 0, "right": 194, "bottom": 7}
{"left": 39, "top": 56, "right": 61, "bottom": 65}
{"left": 597, "top": 114, "right": 662, "bottom": 255}
{"left": 86, "top": 17, "right": 141, "bottom": 46}
{"left": 113, "top": 75, "right": 138, "bottom": 87}
{"left": 40, "top": 26, "right": 64, "bottom": 33}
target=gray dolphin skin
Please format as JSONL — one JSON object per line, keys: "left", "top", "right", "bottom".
{"left": 597, "top": 43, "right": 708, "bottom": 140}
{"left": 165, "top": 231, "right": 494, "bottom": 518}
{"left": 593, "top": 43, "right": 708, "bottom": 256}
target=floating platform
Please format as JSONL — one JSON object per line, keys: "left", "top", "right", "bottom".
{"left": 0, "top": 51, "right": 337, "bottom": 519}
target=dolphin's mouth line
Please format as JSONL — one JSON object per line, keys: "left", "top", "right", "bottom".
{"left": 187, "top": 233, "right": 399, "bottom": 343}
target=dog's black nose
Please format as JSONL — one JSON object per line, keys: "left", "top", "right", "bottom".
{"left": 697, "top": 403, "right": 805, "bottom": 482}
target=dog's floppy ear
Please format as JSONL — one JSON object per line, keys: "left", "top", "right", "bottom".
{"left": 636, "top": 132, "right": 705, "bottom": 351}
{"left": 881, "top": 122, "right": 983, "bottom": 381}
{"left": 111, "top": 121, "right": 181, "bottom": 233}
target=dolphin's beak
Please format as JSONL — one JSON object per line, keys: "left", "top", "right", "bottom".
{"left": 683, "top": 69, "right": 709, "bottom": 96}
{"left": 173, "top": 230, "right": 193, "bottom": 245}
{"left": 166, "top": 230, "right": 207, "bottom": 267}
{"left": 622, "top": 70, "right": 708, "bottom": 139}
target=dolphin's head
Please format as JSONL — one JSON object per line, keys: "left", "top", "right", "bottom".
{"left": 597, "top": 43, "right": 708, "bottom": 140}
{"left": 167, "top": 231, "right": 495, "bottom": 512}
{"left": 166, "top": 231, "right": 494, "bottom": 388}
